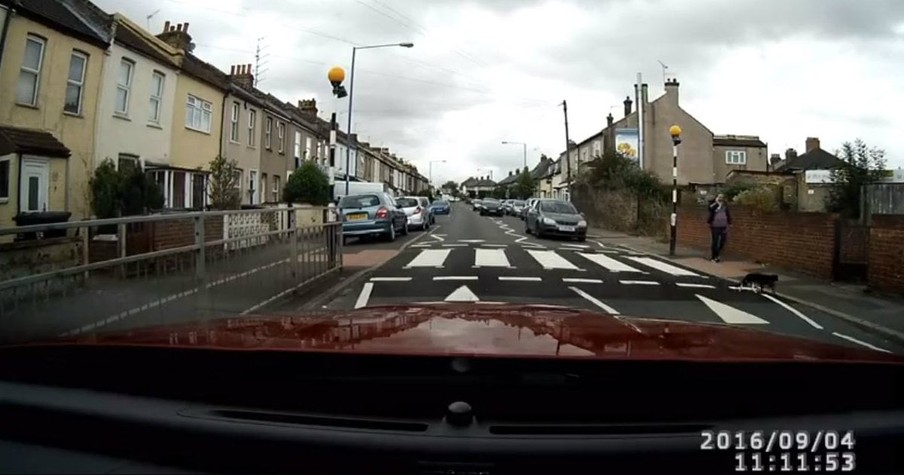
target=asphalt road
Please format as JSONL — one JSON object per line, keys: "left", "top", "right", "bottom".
{"left": 320, "top": 202, "right": 904, "bottom": 355}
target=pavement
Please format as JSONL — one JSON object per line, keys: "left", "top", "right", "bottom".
{"left": 297, "top": 202, "right": 904, "bottom": 355}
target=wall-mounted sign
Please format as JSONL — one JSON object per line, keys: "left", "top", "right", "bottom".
{"left": 614, "top": 128, "right": 639, "bottom": 162}
{"left": 805, "top": 170, "right": 836, "bottom": 184}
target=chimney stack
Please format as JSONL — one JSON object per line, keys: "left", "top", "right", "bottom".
{"left": 156, "top": 20, "right": 193, "bottom": 51}
{"left": 606, "top": 113, "right": 614, "bottom": 128}
{"left": 664, "top": 78, "right": 680, "bottom": 104}
{"left": 805, "top": 137, "right": 820, "bottom": 153}
{"left": 298, "top": 99, "right": 318, "bottom": 117}
{"left": 770, "top": 153, "right": 782, "bottom": 166}
{"left": 641, "top": 83, "right": 649, "bottom": 104}
{"left": 623, "top": 96, "right": 633, "bottom": 117}
{"left": 228, "top": 63, "right": 254, "bottom": 90}
{"left": 785, "top": 148, "right": 798, "bottom": 161}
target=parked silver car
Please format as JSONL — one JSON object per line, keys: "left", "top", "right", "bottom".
{"left": 339, "top": 193, "right": 408, "bottom": 243}
{"left": 525, "top": 198, "right": 587, "bottom": 241}
{"left": 397, "top": 196, "right": 434, "bottom": 231}
{"left": 520, "top": 198, "right": 539, "bottom": 220}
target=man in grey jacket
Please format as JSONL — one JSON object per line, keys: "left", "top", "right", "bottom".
{"left": 707, "top": 194, "right": 731, "bottom": 262}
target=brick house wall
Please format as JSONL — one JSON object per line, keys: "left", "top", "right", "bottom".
{"left": 676, "top": 206, "right": 837, "bottom": 279}
{"left": 868, "top": 215, "right": 904, "bottom": 294}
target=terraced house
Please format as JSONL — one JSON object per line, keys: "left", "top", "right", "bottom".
{"left": 93, "top": 13, "right": 181, "bottom": 200}
{"left": 0, "top": 0, "right": 109, "bottom": 224}
{"left": 153, "top": 20, "right": 229, "bottom": 209}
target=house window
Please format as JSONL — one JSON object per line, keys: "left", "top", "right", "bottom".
{"left": 149, "top": 71, "right": 164, "bottom": 123}
{"left": 260, "top": 173, "right": 267, "bottom": 204}
{"left": 233, "top": 170, "right": 242, "bottom": 199}
{"left": 192, "top": 174, "right": 206, "bottom": 209}
{"left": 265, "top": 117, "right": 272, "bottom": 149}
{"left": 115, "top": 58, "right": 134, "bottom": 115}
{"left": 248, "top": 109, "right": 256, "bottom": 146}
{"left": 64, "top": 51, "right": 88, "bottom": 114}
{"left": 305, "top": 137, "right": 312, "bottom": 160}
{"left": 0, "top": 156, "right": 10, "bottom": 201}
{"left": 294, "top": 131, "right": 302, "bottom": 164}
{"left": 185, "top": 95, "right": 212, "bottom": 132}
{"left": 230, "top": 102, "right": 240, "bottom": 142}
{"left": 272, "top": 175, "right": 280, "bottom": 202}
{"left": 725, "top": 150, "right": 747, "bottom": 165}
{"left": 17, "top": 35, "right": 45, "bottom": 106}
{"left": 118, "top": 154, "right": 139, "bottom": 173}
{"left": 277, "top": 122, "right": 285, "bottom": 153}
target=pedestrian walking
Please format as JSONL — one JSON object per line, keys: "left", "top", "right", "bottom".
{"left": 707, "top": 193, "right": 731, "bottom": 262}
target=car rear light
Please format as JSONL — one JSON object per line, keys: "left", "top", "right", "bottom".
{"left": 414, "top": 206, "right": 422, "bottom": 214}
{"left": 375, "top": 207, "right": 389, "bottom": 219}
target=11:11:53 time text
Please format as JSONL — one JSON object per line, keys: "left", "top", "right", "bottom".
{"left": 735, "top": 452, "right": 855, "bottom": 472}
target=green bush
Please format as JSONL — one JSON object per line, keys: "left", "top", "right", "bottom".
{"left": 733, "top": 185, "right": 779, "bottom": 212}
{"left": 208, "top": 155, "right": 241, "bottom": 210}
{"left": 89, "top": 159, "right": 164, "bottom": 218}
{"left": 284, "top": 160, "right": 330, "bottom": 205}
{"left": 721, "top": 181, "right": 756, "bottom": 201}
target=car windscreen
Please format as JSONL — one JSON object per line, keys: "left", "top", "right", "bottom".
{"left": 540, "top": 201, "right": 578, "bottom": 214}
{"left": 339, "top": 195, "right": 381, "bottom": 208}
{"left": 513, "top": 201, "right": 526, "bottom": 206}
{"left": 431, "top": 201, "right": 447, "bottom": 205}
{"left": 395, "top": 198, "right": 418, "bottom": 207}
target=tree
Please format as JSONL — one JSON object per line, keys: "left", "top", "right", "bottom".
{"left": 90, "top": 160, "right": 121, "bottom": 219}
{"left": 208, "top": 155, "right": 241, "bottom": 210}
{"left": 826, "top": 139, "right": 886, "bottom": 219}
{"left": 442, "top": 180, "right": 460, "bottom": 196}
{"left": 511, "top": 167, "right": 536, "bottom": 200}
{"left": 284, "top": 160, "right": 330, "bottom": 205}
{"left": 584, "top": 148, "right": 663, "bottom": 198}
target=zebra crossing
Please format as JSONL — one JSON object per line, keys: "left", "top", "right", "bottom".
{"left": 389, "top": 245, "right": 705, "bottom": 280}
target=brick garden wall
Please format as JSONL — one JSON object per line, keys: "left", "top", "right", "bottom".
{"left": 152, "top": 216, "right": 224, "bottom": 250}
{"left": 676, "top": 206, "right": 837, "bottom": 279}
{"left": 868, "top": 215, "right": 904, "bottom": 294}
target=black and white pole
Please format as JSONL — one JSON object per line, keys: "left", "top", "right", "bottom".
{"left": 328, "top": 112, "right": 337, "bottom": 202}
{"left": 668, "top": 125, "right": 682, "bottom": 256}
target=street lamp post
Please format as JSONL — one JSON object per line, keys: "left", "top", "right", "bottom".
{"left": 669, "top": 125, "right": 682, "bottom": 256}
{"left": 501, "top": 141, "right": 527, "bottom": 168}
{"left": 345, "top": 42, "right": 414, "bottom": 195}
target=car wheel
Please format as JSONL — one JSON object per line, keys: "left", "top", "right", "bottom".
{"left": 401, "top": 219, "right": 409, "bottom": 236}
{"left": 386, "top": 223, "right": 396, "bottom": 242}
{"left": 422, "top": 221, "right": 428, "bottom": 231}
{"left": 525, "top": 221, "right": 532, "bottom": 234}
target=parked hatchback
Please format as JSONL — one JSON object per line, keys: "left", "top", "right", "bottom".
{"left": 429, "top": 200, "right": 451, "bottom": 215}
{"left": 480, "top": 198, "right": 504, "bottom": 216}
{"left": 520, "top": 198, "right": 539, "bottom": 220}
{"left": 510, "top": 200, "right": 527, "bottom": 216}
{"left": 397, "top": 196, "right": 434, "bottom": 231}
{"left": 525, "top": 198, "right": 587, "bottom": 241}
{"left": 339, "top": 193, "right": 408, "bottom": 242}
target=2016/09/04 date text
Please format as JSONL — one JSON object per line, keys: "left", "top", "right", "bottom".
{"left": 700, "top": 430, "right": 856, "bottom": 472}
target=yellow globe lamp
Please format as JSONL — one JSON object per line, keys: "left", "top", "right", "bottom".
{"left": 669, "top": 124, "right": 682, "bottom": 138}
{"left": 328, "top": 66, "right": 345, "bottom": 85}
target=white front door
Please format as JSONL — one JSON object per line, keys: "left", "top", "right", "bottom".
{"left": 20, "top": 157, "right": 50, "bottom": 212}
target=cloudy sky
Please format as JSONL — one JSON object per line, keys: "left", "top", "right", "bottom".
{"left": 94, "top": 0, "right": 904, "bottom": 185}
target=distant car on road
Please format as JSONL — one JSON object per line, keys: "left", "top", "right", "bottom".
{"left": 480, "top": 198, "right": 504, "bottom": 216}
{"left": 510, "top": 199, "right": 526, "bottom": 216}
{"left": 525, "top": 198, "right": 587, "bottom": 241}
{"left": 472, "top": 199, "right": 483, "bottom": 212}
{"left": 339, "top": 193, "right": 408, "bottom": 243}
{"left": 429, "top": 200, "right": 451, "bottom": 215}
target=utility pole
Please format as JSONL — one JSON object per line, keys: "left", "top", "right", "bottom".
{"left": 562, "top": 100, "right": 572, "bottom": 201}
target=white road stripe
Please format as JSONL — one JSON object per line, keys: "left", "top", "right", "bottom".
{"left": 483, "top": 244, "right": 508, "bottom": 247}
{"left": 577, "top": 252, "right": 644, "bottom": 272}
{"left": 370, "top": 277, "right": 413, "bottom": 282}
{"left": 445, "top": 285, "right": 479, "bottom": 302}
{"left": 434, "top": 276, "right": 478, "bottom": 281}
{"left": 832, "top": 332, "right": 891, "bottom": 353}
{"left": 527, "top": 250, "right": 581, "bottom": 270}
{"left": 676, "top": 283, "right": 716, "bottom": 289}
{"left": 569, "top": 286, "right": 619, "bottom": 314}
{"left": 442, "top": 244, "right": 467, "bottom": 247}
{"left": 405, "top": 249, "right": 451, "bottom": 268}
{"left": 498, "top": 276, "right": 541, "bottom": 281}
{"left": 354, "top": 282, "right": 374, "bottom": 309}
{"left": 459, "top": 239, "right": 485, "bottom": 243}
{"left": 563, "top": 278, "right": 603, "bottom": 284}
{"left": 761, "top": 294, "right": 823, "bottom": 329}
{"left": 619, "top": 280, "right": 660, "bottom": 285}
{"left": 429, "top": 233, "right": 445, "bottom": 242}
{"left": 696, "top": 294, "right": 768, "bottom": 324}
{"left": 628, "top": 256, "right": 700, "bottom": 277}
{"left": 475, "top": 248, "right": 511, "bottom": 268}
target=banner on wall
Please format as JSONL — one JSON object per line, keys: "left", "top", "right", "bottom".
{"left": 614, "top": 128, "right": 639, "bottom": 162}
